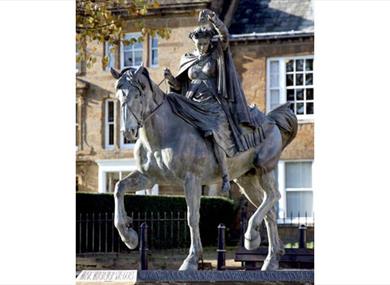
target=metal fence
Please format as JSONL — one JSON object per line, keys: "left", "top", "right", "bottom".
{"left": 240, "top": 202, "right": 314, "bottom": 227}
{"left": 277, "top": 211, "right": 315, "bottom": 226}
{"left": 76, "top": 211, "right": 189, "bottom": 254}
{"left": 77, "top": 209, "right": 314, "bottom": 254}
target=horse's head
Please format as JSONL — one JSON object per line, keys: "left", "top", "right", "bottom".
{"left": 111, "top": 65, "right": 153, "bottom": 141}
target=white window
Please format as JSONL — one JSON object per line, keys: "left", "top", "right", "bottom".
{"left": 149, "top": 35, "right": 158, "bottom": 67}
{"left": 105, "top": 99, "right": 136, "bottom": 150}
{"left": 120, "top": 33, "right": 143, "bottom": 69}
{"left": 135, "top": 184, "right": 159, "bottom": 196}
{"left": 277, "top": 160, "right": 314, "bottom": 224}
{"left": 105, "top": 100, "right": 115, "bottom": 149}
{"left": 104, "top": 42, "right": 116, "bottom": 71}
{"left": 96, "top": 159, "right": 158, "bottom": 195}
{"left": 105, "top": 171, "right": 131, "bottom": 193}
{"left": 267, "top": 56, "right": 314, "bottom": 120}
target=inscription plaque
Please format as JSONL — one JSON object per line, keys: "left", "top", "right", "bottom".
{"left": 76, "top": 270, "right": 137, "bottom": 285}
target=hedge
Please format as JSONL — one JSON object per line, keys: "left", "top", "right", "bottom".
{"left": 76, "top": 193, "right": 235, "bottom": 247}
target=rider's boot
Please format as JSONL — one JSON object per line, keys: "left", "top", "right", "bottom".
{"left": 213, "top": 143, "right": 231, "bottom": 193}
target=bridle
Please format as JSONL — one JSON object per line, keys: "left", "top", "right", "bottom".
{"left": 122, "top": 78, "right": 165, "bottom": 129}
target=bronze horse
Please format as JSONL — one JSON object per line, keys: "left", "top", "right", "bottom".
{"left": 111, "top": 65, "right": 297, "bottom": 271}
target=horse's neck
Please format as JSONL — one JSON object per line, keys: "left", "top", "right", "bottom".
{"left": 140, "top": 101, "right": 171, "bottom": 150}
{"left": 141, "top": 81, "right": 171, "bottom": 148}
{"left": 145, "top": 81, "right": 165, "bottom": 114}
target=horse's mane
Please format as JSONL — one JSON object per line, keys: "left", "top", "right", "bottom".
{"left": 120, "top": 66, "right": 154, "bottom": 92}
{"left": 120, "top": 66, "right": 165, "bottom": 106}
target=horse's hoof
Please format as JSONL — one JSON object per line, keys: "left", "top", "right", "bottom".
{"left": 261, "top": 257, "right": 279, "bottom": 271}
{"left": 122, "top": 228, "right": 139, "bottom": 249}
{"left": 179, "top": 261, "right": 198, "bottom": 271}
{"left": 244, "top": 231, "right": 261, "bottom": 250}
{"left": 179, "top": 256, "right": 199, "bottom": 271}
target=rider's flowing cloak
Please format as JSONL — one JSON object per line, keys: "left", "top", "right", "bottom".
{"left": 167, "top": 40, "right": 261, "bottom": 153}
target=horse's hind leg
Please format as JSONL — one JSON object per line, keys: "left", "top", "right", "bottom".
{"left": 235, "top": 169, "right": 283, "bottom": 270}
{"left": 262, "top": 205, "right": 285, "bottom": 270}
{"left": 179, "top": 173, "right": 203, "bottom": 271}
{"left": 234, "top": 172, "right": 264, "bottom": 250}
{"left": 114, "top": 171, "right": 154, "bottom": 250}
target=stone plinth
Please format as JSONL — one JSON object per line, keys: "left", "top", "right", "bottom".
{"left": 76, "top": 270, "right": 314, "bottom": 285}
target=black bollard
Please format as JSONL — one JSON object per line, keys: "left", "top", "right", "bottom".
{"left": 217, "top": 223, "right": 226, "bottom": 270}
{"left": 298, "top": 224, "right": 307, "bottom": 249}
{"left": 139, "top": 223, "right": 148, "bottom": 270}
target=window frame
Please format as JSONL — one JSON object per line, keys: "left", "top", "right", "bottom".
{"left": 118, "top": 100, "right": 136, "bottom": 149}
{"left": 277, "top": 160, "right": 314, "bottom": 225}
{"left": 96, "top": 159, "right": 158, "bottom": 194}
{"left": 120, "top": 32, "right": 143, "bottom": 69}
{"left": 149, "top": 35, "right": 158, "bottom": 68}
{"left": 104, "top": 99, "right": 116, "bottom": 150}
{"left": 119, "top": 130, "right": 136, "bottom": 149}
{"left": 266, "top": 55, "right": 314, "bottom": 122}
{"left": 104, "top": 42, "right": 116, "bottom": 71}
{"left": 96, "top": 159, "right": 137, "bottom": 193}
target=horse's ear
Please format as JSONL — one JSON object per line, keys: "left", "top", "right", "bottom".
{"left": 110, "top": 67, "right": 121, "bottom": 79}
{"left": 134, "top": 64, "right": 144, "bottom": 78}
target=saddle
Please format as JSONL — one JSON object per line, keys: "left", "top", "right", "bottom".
{"left": 236, "top": 105, "right": 275, "bottom": 152}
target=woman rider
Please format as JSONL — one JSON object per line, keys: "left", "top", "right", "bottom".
{"left": 164, "top": 9, "right": 255, "bottom": 193}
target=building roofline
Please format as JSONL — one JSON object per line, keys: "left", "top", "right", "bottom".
{"left": 230, "top": 30, "right": 314, "bottom": 42}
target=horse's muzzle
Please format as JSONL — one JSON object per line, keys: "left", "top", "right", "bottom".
{"left": 123, "top": 128, "right": 139, "bottom": 140}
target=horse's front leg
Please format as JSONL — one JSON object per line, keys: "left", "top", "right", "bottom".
{"left": 114, "top": 170, "right": 154, "bottom": 249}
{"left": 179, "top": 173, "right": 203, "bottom": 271}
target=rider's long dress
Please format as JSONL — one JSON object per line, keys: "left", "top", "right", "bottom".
{"left": 167, "top": 49, "right": 236, "bottom": 157}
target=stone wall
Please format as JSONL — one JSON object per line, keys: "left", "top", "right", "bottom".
{"left": 230, "top": 38, "right": 314, "bottom": 160}
{"left": 76, "top": 14, "right": 200, "bottom": 193}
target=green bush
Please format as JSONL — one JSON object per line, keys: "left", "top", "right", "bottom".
{"left": 76, "top": 193, "right": 235, "bottom": 247}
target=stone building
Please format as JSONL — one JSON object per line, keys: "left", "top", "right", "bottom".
{"left": 76, "top": 0, "right": 314, "bottom": 223}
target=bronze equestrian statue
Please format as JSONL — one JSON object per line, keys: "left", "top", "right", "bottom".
{"left": 111, "top": 9, "right": 297, "bottom": 271}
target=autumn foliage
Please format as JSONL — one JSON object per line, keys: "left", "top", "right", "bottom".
{"left": 76, "top": 0, "right": 170, "bottom": 69}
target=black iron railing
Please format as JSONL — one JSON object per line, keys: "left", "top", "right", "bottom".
{"left": 76, "top": 211, "right": 189, "bottom": 254}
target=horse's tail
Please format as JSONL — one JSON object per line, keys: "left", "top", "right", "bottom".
{"left": 267, "top": 103, "right": 298, "bottom": 149}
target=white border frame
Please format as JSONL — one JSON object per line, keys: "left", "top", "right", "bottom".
{"left": 76, "top": 102, "right": 79, "bottom": 151}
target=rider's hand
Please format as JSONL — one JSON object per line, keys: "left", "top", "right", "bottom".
{"left": 206, "top": 10, "right": 217, "bottom": 24}
{"left": 163, "top": 67, "right": 173, "bottom": 80}
{"left": 199, "top": 9, "right": 216, "bottom": 24}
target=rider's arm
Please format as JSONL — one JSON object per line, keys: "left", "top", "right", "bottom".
{"left": 168, "top": 77, "right": 181, "bottom": 91}
{"left": 164, "top": 67, "right": 181, "bottom": 91}
{"left": 209, "top": 12, "right": 229, "bottom": 50}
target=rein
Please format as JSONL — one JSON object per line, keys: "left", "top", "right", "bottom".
{"left": 125, "top": 80, "right": 166, "bottom": 128}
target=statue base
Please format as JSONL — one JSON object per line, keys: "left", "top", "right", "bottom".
{"left": 76, "top": 270, "right": 314, "bottom": 284}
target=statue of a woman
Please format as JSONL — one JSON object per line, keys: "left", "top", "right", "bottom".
{"left": 164, "top": 9, "right": 255, "bottom": 193}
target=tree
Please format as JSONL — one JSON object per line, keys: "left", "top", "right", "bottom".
{"left": 76, "top": 0, "right": 170, "bottom": 69}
